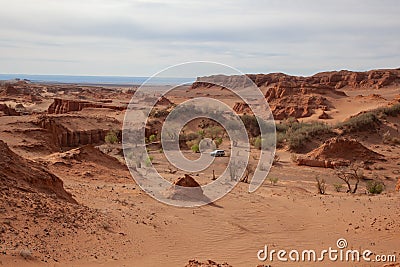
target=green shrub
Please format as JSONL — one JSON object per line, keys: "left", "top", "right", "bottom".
{"left": 380, "top": 103, "right": 400, "bottom": 117}
{"left": 186, "top": 132, "right": 200, "bottom": 141}
{"left": 144, "top": 156, "right": 154, "bottom": 167}
{"left": 366, "top": 180, "right": 384, "bottom": 194}
{"left": 187, "top": 139, "right": 200, "bottom": 151}
{"left": 240, "top": 115, "right": 260, "bottom": 137}
{"left": 333, "top": 183, "right": 343, "bottom": 192}
{"left": 253, "top": 135, "right": 276, "bottom": 150}
{"left": 287, "top": 132, "right": 306, "bottom": 151}
{"left": 105, "top": 130, "right": 118, "bottom": 144}
{"left": 254, "top": 136, "right": 262, "bottom": 149}
{"left": 276, "top": 122, "right": 289, "bottom": 133}
{"left": 214, "top": 137, "right": 223, "bottom": 148}
{"left": 334, "top": 103, "right": 400, "bottom": 134}
{"left": 276, "top": 132, "right": 286, "bottom": 148}
{"left": 336, "top": 112, "right": 380, "bottom": 133}
{"left": 149, "top": 134, "right": 157, "bottom": 143}
{"left": 278, "top": 121, "right": 331, "bottom": 151}
{"left": 206, "top": 126, "right": 224, "bottom": 139}
{"left": 269, "top": 177, "right": 279, "bottom": 185}
{"left": 197, "top": 130, "right": 205, "bottom": 138}
{"left": 240, "top": 115, "right": 274, "bottom": 138}
{"left": 191, "top": 144, "right": 200, "bottom": 153}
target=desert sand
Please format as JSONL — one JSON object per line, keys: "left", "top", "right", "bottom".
{"left": 0, "top": 69, "right": 399, "bottom": 267}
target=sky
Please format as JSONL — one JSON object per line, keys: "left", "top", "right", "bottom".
{"left": 0, "top": 0, "right": 399, "bottom": 77}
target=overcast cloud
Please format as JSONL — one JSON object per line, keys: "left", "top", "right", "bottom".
{"left": 0, "top": 0, "right": 399, "bottom": 76}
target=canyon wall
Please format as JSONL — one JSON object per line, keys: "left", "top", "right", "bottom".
{"left": 48, "top": 98, "right": 126, "bottom": 114}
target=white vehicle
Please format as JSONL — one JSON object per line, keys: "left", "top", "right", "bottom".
{"left": 210, "top": 149, "right": 225, "bottom": 157}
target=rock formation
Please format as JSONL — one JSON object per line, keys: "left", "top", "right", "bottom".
{"left": 37, "top": 115, "right": 121, "bottom": 148}
{"left": 156, "top": 96, "right": 173, "bottom": 106}
{"left": 192, "top": 69, "right": 400, "bottom": 91}
{"left": 192, "top": 74, "right": 254, "bottom": 90}
{"left": 193, "top": 69, "right": 400, "bottom": 119}
{"left": 262, "top": 80, "right": 346, "bottom": 119}
{"left": 233, "top": 102, "right": 251, "bottom": 114}
{"left": 48, "top": 98, "right": 126, "bottom": 114}
{"left": 297, "top": 137, "right": 384, "bottom": 168}
{"left": 318, "top": 111, "right": 332, "bottom": 119}
{"left": 0, "top": 103, "right": 20, "bottom": 116}
{"left": 166, "top": 174, "right": 206, "bottom": 201}
{"left": 44, "top": 145, "right": 128, "bottom": 171}
{"left": 174, "top": 174, "right": 202, "bottom": 188}
{"left": 0, "top": 140, "right": 75, "bottom": 202}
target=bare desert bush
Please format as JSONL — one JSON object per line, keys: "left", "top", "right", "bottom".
{"left": 335, "top": 164, "right": 364, "bottom": 194}
{"left": 258, "top": 163, "right": 269, "bottom": 171}
{"left": 290, "top": 153, "right": 298, "bottom": 163}
{"left": 100, "top": 221, "right": 113, "bottom": 232}
{"left": 19, "top": 249, "right": 33, "bottom": 260}
{"left": 272, "top": 154, "right": 280, "bottom": 165}
{"left": 383, "top": 131, "right": 400, "bottom": 145}
{"left": 315, "top": 176, "right": 327, "bottom": 194}
{"left": 240, "top": 164, "right": 255, "bottom": 183}
{"left": 228, "top": 161, "right": 240, "bottom": 181}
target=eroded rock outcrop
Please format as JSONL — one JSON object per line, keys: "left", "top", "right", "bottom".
{"left": 38, "top": 115, "right": 121, "bottom": 148}
{"left": 48, "top": 98, "right": 126, "bottom": 114}
{"left": 193, "top": 69, "right": 400, "bottom": 119}
{"left": 0, "top": 140, "right": 75, "bottom": 202}
{"left": 192, "top": 74, "right": 254, "bottom": 90}
{"left": 44, "top": 145, "right": 128, "bottom": 171}
{"left": 166, "top": 174, "right": 207, "bottom": 201}
{"left": 233, "top": 102, "right": 251, "bottom": 114}
{"left": 192, "top": 69, "right": 400, "bottom": 91}
{"left": 263, "top": 81, "right": 345, "bottom": 119}
{"left": 263, "top": 69, "right": 400, "bottom": 89}
{"left": 0, "top": 103, "right": 20, "bottom": 116}
{"left": 318, "top": 111, "right": 332, "bottom": 119}
{"left": 156, "top": 96, "right": 173, "bottom": 106}
{"left": 297, "top": 137, "right": 384, "bottom": 168}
